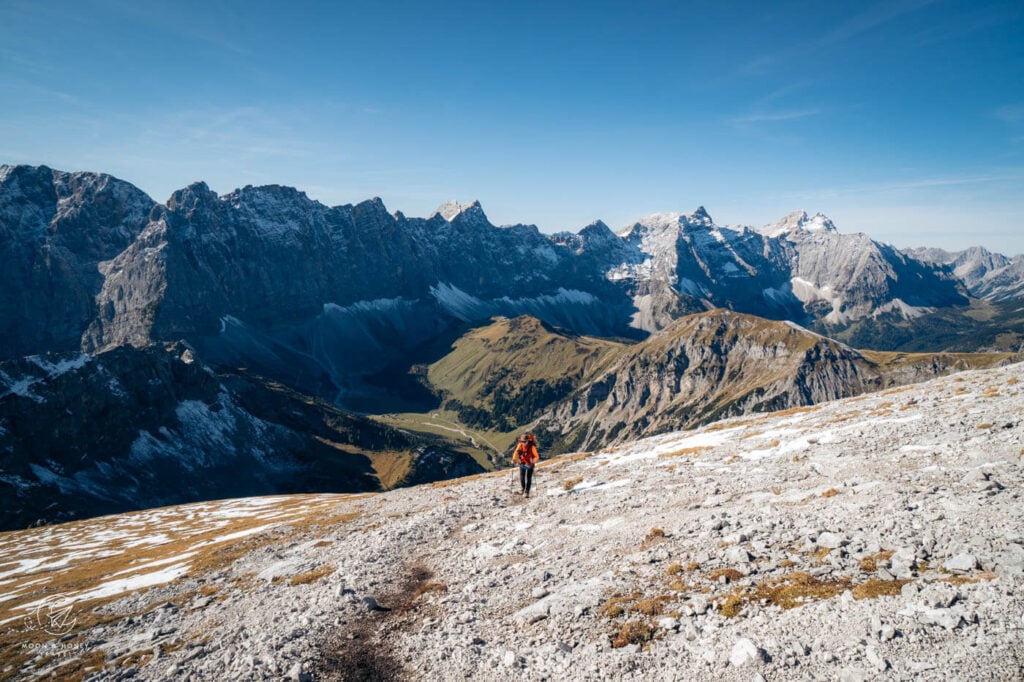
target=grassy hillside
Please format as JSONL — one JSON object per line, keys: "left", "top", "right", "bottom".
{"left": 371, "top": 311, "right": 1022, "bottom": 467}
{"left": 426, "top": 316, "right": 623, "bottom": 431}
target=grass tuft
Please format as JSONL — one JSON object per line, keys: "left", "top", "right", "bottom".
{"left": 708, "top": 568, "right": 744, "bottom": 583}
{"left": 562, "top": 477, "right": 584, "bottom": 491}
{"left": 633, "top": 596, "right": 669, "bottom": 616}
{"left": 290, "top": 565, "right": 336, "bottom": 586}
{"left": 851, "top": 579, "right": 910, "bottom": 600}
{"left": 413, "top": 582, "right": 448, "bottom": 598}
{"left": 859, "top": 550, "right": 894, "bottom": 573}
{"left": 611, "top": 620, "right": 655, "bottom": 649}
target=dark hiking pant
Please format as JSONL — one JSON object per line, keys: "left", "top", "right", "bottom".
{"left": 520, "top": 465, "right": 534, "bottom": 495}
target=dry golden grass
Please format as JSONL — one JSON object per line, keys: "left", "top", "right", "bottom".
{"left": 809, "top": 547, "right": 832, "bottom": 563}
{"left": 767, "top": 405, "right": 815, "bottom": 419}
{"left": 413, "top": 581, "right": 448, "bottom": 598}
{"left": 851, "top": 579, "right": 910, "bottom": 600}
{"left": 611, "top": 620, "right": 655, "bottom": 648}
{"left": 665, "top": 562, "right": 682, "bottom": 576}
{"left": 599, "top": 593, "right": 636, "bottom": 619}
{"left": 289, "top": 565, "right": 336, "bottom": 586}
{"left": 859, "top": 550, "right": 894, "bottom": 573}
{"left": 718, "top": 571, "right": 853, "bottom": 617}
{"left": 820, "top": 488, "right": 840, "bottom": 498}
{"left": 429, "top": 468, "right": 508, "bottom": 488}
{"left": 657, "top": 446, "right": 708, "bottom": 459}
{"left": 1008, "top": 377, "right": 1019, "bottom": 386}
{"left": 718, "top": 591, "right": 746, "bottom": 618}
{"left": 633, "top": 596, "right": 670, "bottom": 616}
{"left": 758, "top": 572, "right": 851, "bottom": 608}
{"left": 976, "top": 423, "right": 994, "bottom": 429}
{"left": 562, "top": 477, "right": 584, "bottom": 491}
{"left": 708, "top": 568, "right": 744, "bottom": 583}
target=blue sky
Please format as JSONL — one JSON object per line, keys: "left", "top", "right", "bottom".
{"left": 1, "top": 0, "right": 1022, "bottom": 253}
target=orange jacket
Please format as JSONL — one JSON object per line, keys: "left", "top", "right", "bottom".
{"left": 513, "top": 441, "right": 539, "bottom": 467}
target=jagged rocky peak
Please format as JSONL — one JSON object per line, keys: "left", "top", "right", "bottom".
{"left": 432, "top": 199, "right": 489, "bottom": 224}
{"left": 762, "top": 209, "right": 838, "bottom": 238}
{"left": 624, "top": 206, "right": 717, "bottom": 239}
{"left": 687, "top": 205, "right": 714, "bottom": 227}
{"left": 166, "top": 181, "right": 220, "bottom": 214}
{"left": 224, "top": 183, "right": 314, "bottom": 207}
{"left": 578, "top": 219, "right": 616, "bottom": 242}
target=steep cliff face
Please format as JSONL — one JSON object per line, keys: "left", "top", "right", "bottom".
{"left": 0, "top": 165, "right": 154, "bottom": 359}
{"left": 618, "top": 208, "right": 803, "bottom": 329}
{"left": 537, "top": 310, "right": 879, "bottom": 451}
{"left": 0, "top": 343, "right": 482, "bottom": 531}
{"left": 82, "top": 183, "right": 633, "bottom": 400}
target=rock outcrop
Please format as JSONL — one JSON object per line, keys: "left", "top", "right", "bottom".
{"left": 0, "top": 165, "right": 154, "bottom": 359}
{"left": 534, "top": 310, "right": 1017, "bottom": 451}
{"left": 537, "top": 310, "right": 879, "bottom": 450}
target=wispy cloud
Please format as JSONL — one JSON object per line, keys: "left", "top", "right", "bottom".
{"left": 741, "top": 0, "right": 936, "bottom": 75}
{"left": 95, "top": 0, "right": 255, "bottom": 58}
{"left": 728, "top": 108, "right": 821, "bottom": 128}
{"left": 994, "top": 104, "right": 1024, "bottom": 125}
{"left": 781, "top": 172, "right": 1024, "bottom": 201}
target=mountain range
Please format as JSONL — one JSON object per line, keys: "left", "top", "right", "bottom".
{"left": 2, "top": 163, "right": 1024, "bottom": 528}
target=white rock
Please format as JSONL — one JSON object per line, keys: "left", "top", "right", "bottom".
{"left": 658, "top": 617, "right": 680, "bottom": 631}
{"left": 942, "top": 553, "right": 978, "bottom": 573}
{"left": 725, "top": 546, "right": 754, "bottom": 563}
{"left": 865, "top": 646, "right": 887, "bottom": 672}
{"left": 817, "top": 532, "right": 847, "bottom": 549}
{"left": 729, "top": 637, "right": 765, "bottom": 667}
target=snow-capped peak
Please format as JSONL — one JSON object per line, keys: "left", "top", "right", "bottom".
{"left": 627, "top": 206, "right": 717, "bottom": 236}
{"left": 432, "top": 200, "right": 488, "bottom": 224}
{"left": 761, "top": 210, "right": 837, "bottom": 238}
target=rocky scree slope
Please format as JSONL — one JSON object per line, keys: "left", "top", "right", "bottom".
{"left": 0, "top": 343, "right": 481, "bottom": 531}
{"left": 1, "top": 361, "right": 1022, "bottom": 681}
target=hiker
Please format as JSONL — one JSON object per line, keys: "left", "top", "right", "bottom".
{"left": 512, "top": 433, "right": 539, "bottom": 498}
